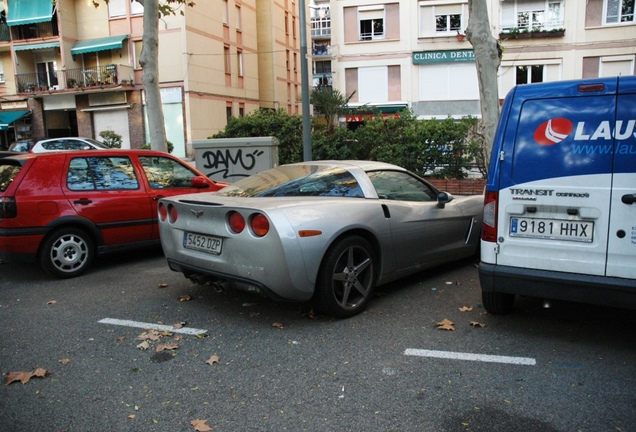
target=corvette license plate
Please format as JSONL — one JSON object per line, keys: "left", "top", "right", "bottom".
{"left": 183, "top": 232, "right": 223, "bottom": 254}
{"left": 510, "top": 217, "right": 593, "bottom": 242}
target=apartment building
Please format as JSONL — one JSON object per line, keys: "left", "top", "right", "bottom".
{"left": 0, "top": 0, "right": 303, "bottom": 157}
{"left": 319, "top": 0, "right": 635, "bottom": 123}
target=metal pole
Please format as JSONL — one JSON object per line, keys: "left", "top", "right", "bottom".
{"left": 298, "top": 0, "right": 312, "bottom": 161}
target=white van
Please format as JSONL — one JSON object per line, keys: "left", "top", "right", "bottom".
{"left": 479, "top": 76, "right": 636, "bottom": 313}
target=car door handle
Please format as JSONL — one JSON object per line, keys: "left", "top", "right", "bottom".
{"left": 621, "top": 194, "right": 636, "bottom": 205}
{"left": 73, "top": 198, "right": 92, "bottom": 205}
{"left": 152, "top": 195, "right": 165, "bottom": 201}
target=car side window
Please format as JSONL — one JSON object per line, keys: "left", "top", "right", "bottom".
{"left": 42, "top": 140, "right": 62, "bottom": 151}
{"left": 367, "top": 170, "right": 437, "bottom": 202}
{"left": 67, "top": 156, "right": 139, "bottom": 190}
{"left": 138, "top": 156, "right": 197, "bottom": 189}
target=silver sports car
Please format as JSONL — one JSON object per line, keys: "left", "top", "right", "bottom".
{"left": 158, "top": 160, "right": 483, "bottom": 318}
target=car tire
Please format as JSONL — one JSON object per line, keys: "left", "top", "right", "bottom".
{"left": 313, "top": 236, "right": 377, "bottom": 318}
{"left": 482, "top": 290, "right": 515, "bottom": 314}
{"left": 39, "top": 228, "right": 95, "bottom": 278}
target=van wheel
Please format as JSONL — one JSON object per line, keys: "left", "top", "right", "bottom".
{"left": 313, "top": 236, "right": 376, "bottom": 319}
{"left": 39, "top": 228, "right": 95, "bottom": 278}
{"left": 482, "top": 290, "right": 515, "bottom": 314}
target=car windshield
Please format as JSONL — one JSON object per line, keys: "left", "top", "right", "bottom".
{"left": 218, "top": 165, "right": 364, "bottom": 198}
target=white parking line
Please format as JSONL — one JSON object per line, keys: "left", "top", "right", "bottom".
{"left": 404, "top": 348, "right": 536, "bottom": 366}
{"left": 98, "top": 318, "right": 208, "bottom": 336}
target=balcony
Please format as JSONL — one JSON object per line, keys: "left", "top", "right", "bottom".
{"left": 311, "top": 18, "right": 331, "bottom": 38}
{"left": 499, "top": 27, "right": 565, "bottom": 40}
{"left": 10, "top": 20, "right": 58, "bottom": 41}
{"left": 16, "top": 64, "right": 135, "bottom": 94}
{"left": 0, "top": 23, "right": 10, "bottom": 42}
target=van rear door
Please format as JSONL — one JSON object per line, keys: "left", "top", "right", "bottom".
{"left": 606, "top": 78, "right": 636, "bottom": 279}
{"left": 495, "top": 78, "right": 618, "bottom": 277}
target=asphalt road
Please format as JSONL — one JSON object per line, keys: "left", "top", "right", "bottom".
{"left": 1, "top": 249, "right": 634, "bottom": 432}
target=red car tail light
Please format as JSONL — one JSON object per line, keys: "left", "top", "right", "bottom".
{"left": 482, "top": 191, "right": 498, "bottom": 242}
{"left": 250, "top": 213, "right": 269, "bottom": 237}
{"left": 0, "top": 197, "right": 17, "bottom": 218}
{"left": 168, "top": 204, "right": 178, "bottom": 223}
{"left": 228, "top": 211, "right": 245, "bottom": 233}
{"left": 158, "top": 202, "right": 168, "bottom": 222}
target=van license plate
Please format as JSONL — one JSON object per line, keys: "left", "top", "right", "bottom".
{"left": 183, "top": 232, "right": 223, "bottom": 254}
{"left": 510, "top": 217, "right": 593, "bottom": 242}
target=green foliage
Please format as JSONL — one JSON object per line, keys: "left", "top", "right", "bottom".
{"left": 98, "top": 130, "right": 122, "bottom": 149}
{"left": 142, "top": 141, "right": 174, "bottom": 153}
{"left": 213, "top": 108, "right": 486, "bottom": 177}
{"left": 212, "top": 109, "right": 304, "bottom": 165}
{"left": 310, "top": 88, "right": 355, "bottom": 133}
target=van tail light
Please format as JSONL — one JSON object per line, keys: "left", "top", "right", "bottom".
{"left": 482, "top": 191, "right": 498, "bottom": 242}
{"left": 0, "top": 197, "right": 17, "bottom": 218}
{"left": 251, "top": 213, "right": 270, "bottom": 237}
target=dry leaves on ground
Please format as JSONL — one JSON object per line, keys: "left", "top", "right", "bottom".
{"left": 156, "top": 343, "right": 179, "bottom": 352}
{"left": 4, "top": 368, "right": 50, "bottom": 385}
{"left": 470, "top": 321, "right": 487, "bottom": 328}
{"left": 436, "top": 319, "right": 456, "bottom": 331}
{"left": 459, "top": 306, "right": 473, "bottom": 312}
{"left": 206, "top": 355, "right": 220, "bottom": 366}
{"left": 191, "top": 419, "right": 213, "bottom": 431}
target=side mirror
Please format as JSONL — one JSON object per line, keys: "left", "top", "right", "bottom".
{"left": 437, "top": 191, "right": 454, "bottom": 209}
{"left": 191, "top": 175, "right": 211, "bottom": 189}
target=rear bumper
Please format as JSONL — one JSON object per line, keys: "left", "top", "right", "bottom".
{"left": 166, "top": 258, "right": 311, "bottom": 302}
{"left": 479, "top": 262, "right": 636, "bottom": 310}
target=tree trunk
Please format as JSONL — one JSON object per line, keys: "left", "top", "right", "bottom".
{"left": 138, "top": 0, "right": 168, "bottom": 152}
{"left": 466, "top": 0, "right": 500, "bottom": 172}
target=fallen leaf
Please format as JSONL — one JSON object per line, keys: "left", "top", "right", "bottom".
{"left": 459, "top": 306, "right": 473, "bottom": 312}
{"left": 156, "top": 343, "right": 179, "bottom": 352}
{"left": 206, "top": 355, "right": 220, "bottom": 366}
{"left": 58, "top": 358, "right": 70, "bottom": 364}
{"left": 436, "top": 319, "right": 455, "bottom": 331}
{"left": 137, "top": 330, "right": 161, "bottom": 341}
{"left": 128, "top": 415, "right": 136, "bottom": 419}
{"left": 47, "top": 300, "right": 57, "bottom": 305}
{"left": 137, "top": 341, "right": 150, "bottom": 350}
{"left": 173, "top": 335, "right": 183, "bottom": 341}
{"left": 116, "top": 336, "right": 126, "bottom": 342}
{"left": 173, "top": 322, "right": 187, "bottom": 329}
{"left": 191, "top": 419, "right": 213, "bottom": 432}
{"left": 179, "top": 295, "right": 193, "bottom": 302}
{"left": 272, "top": 322, "right": 284, "bottom": 329}
{"left": 4, "top": 368, "right": 50, "bottom": 385}
{"left": 470, "top": 321, "right": 487, "bottom": 328}
{"left": 158, "top": 283, "right": 169, "bottom": 288}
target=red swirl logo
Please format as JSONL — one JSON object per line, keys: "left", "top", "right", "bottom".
{"left": 534, "top": 118, "right": 573, "bottom": 146}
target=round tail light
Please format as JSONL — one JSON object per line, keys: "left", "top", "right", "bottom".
{"left": 251, "top": 213, "right": 270, "bottom": 237}
{"left": 228, "top": 211, "right": 246, "bottom": 233}
{"left": 158, "top": 202, "right": 168, "bottom": 222}
{"left": 168, "top": 204, "right": 178, "bottom": 223}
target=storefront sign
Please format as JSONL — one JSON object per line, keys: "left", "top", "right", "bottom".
{"left": 412, "top": 49, "right": 475, "bottom": 65}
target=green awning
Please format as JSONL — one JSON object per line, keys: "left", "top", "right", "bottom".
{"left": 0, "top": 110, "right": 29, "bottom": 130}
{"left": 13, "top": 41, "right": 59, "bottom": 51}
{"left": 7, "top": 0, "right": 54, "bottom": 26}
{"left": 71, "top": 35, "right": 128, "bottom": 55}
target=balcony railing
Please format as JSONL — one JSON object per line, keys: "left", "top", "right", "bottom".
{"left": 311, "top": 18, "right": 331, "bottom": 37}
{"left": 10, "top": 19, "right": 58, "bottom": 41}
{"left": 16, "top": 64, "right": 135, "bottom": 94}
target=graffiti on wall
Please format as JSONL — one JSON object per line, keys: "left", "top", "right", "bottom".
{"left": 200, "top": 148, "right": 265, "bottom": 179}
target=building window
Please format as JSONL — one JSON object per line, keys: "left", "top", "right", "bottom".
{"left": 223, "top": 0, "right": 229, "bottom": 25}
{"left": 134, "top": 41, "right": 143, "bottom": 69}
{"left": 419, "top": 63, "right": 479, "bottom": 101}
{"left": 315, "top": 60, "right": 331, "bottom": 75}
{"left": 226, "top": 105, "right": 232, "bottom": 122}
{"left": 500, "top": 1, "right": 563, "bottom": 31}
{"left": 131, "top": 1, "right": 143, "bottom": 15}
{"left": 420, "top": 3, "right": 467, "bottom": 37}
{"left": 237, "top": 50, "right": 244, "bottom": 77}
{"left": 108, "top": 0, "right": 127, "bottom": 17}
{"left": 359, "top": 7, "right": 385, "bottom": 41}
{"left": 224, "top": 45, "right": 231, "bottom": 74}
{"left": 605, "top": 0, "right": 635, "bottom": 24}
{"left": 236, "top": 5, "right": 242, "bottom": 30}
{"left": 36, "top": 61, "right": 58, "bottom": 87}
{"left": 239, "top": 104, "right": 245, "bottom": 117}
{"left": 516, "top": 65, "right": 544, "bottom": 85}
{"left": 286, "top": 50, "right": 291, "bottom": 70}
{"left": 285, "top": 12, "right": 289, "bottom": 34}
{"left": 436, "top": 13, "right": 461, "bottom": 33}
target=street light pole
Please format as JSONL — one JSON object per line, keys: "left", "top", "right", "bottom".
{"left": 298, "top": 0, "right": 312, "bottom": 161}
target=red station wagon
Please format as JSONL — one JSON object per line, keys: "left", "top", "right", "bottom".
{"left": 0, "top": 150, "right": 227, "bottom": 278}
